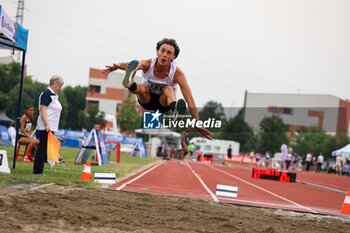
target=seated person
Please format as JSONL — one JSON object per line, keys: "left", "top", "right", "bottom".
{"left": 17, "top": 105, "right": 39, "bottom": 161}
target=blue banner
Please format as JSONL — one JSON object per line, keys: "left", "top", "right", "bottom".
{"left": 131, "top": 142, "right": 146, "bottom": 158}
{"left": 0, "top": 125, "right": 10, "bottom": 146}
{"left": 14, "top": 22, "right": 29, "bottom": 51}
{"left": 54, "top": 129, "right": 142, "bottom": 148}
{"left": 55, "top": 129, "right": 88, "bottom": 148}
{"left": 0, "top": 5, "right": 29, "bottom": 51}
{"left": 105, "top": 134, "right": 143, "bottom": 145}
{"left": 62, "top": 138, "right": 81, "bottom": 148}
{"left": 55, "top": 129, "right": 89, "bottom": 139}
{"left": 97, "top": 130, "right": 109, "bottom": 165}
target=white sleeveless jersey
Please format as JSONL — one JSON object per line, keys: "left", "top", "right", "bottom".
{"left": 141, "top": 57, "right": 178, "bottom": 95}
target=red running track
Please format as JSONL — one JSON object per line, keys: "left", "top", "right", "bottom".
{"left": 109, "top": 160, "right": 350, "bottom": 216}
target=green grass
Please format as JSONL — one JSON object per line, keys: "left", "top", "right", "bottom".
{"left": 0, "top": 145, "right": 159, "bottom": 187}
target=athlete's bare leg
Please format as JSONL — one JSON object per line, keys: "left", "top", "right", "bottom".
{"left": 130, "top": 83, "right": 151, "bottom": 104}
{"left": 159, "top": 86, "right": 186, "bottom": 119}
{"left": 132, "top": 84, "right": 176, "bottom": 107}
{"left": 159, "top": 86, "right": 176, "bottom": 107}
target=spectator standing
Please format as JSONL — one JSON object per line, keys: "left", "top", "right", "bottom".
{"left": 256, "top": 153, "right": 262, "bottom": 166}
{"left": 335, "top": 154, "right": 342, "bottom": 175}
{"left": 305, "top": 152, "right": 313, "bottom": 171}
{"left": 33, "top": 75, "right": 64, "bottom": 176}
{"left": 249, "top": 149, "right": 255, "bottom": 165}
{"left": 292, "top": 152, "right": 299, "bottom": 170}
{"left": 285, "top": 150, "right": 292, "bottom": 170}
{"left": 316, "top": 153, "right": 324, "bottom": 172}
{"left": 312, "top": 155, "right": 317, "bottom": 172}
{"left": 7, "top": 124, "right": 16, "bottom": 146}
{"left": 265, "top": 151, "right": 271, "bottom": 168}
{"left": 227, "top": 145, "right": 232, "bottom": 160}
{"left": 280, "top": 144, "right": 288, "bottom": 170}
{"left": 301, "top": 154, "right": 306, "bottom": 170}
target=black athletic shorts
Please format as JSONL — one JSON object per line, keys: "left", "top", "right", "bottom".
{"left": 138, "top": 90, "right": 171, "bottom": 113}
{"left": 17, "top": 134, "right": 27, "bottom": 140}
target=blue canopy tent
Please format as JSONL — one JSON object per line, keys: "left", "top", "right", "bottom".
{"left": 0, "top": 5, "right": 29, "bottom": 169}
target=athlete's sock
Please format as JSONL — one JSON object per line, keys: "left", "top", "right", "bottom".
{"left": 170, "top": 101, "right": 176, "bottom": 112}
{"left": 128, "top": 82, "right": 137, "bottom": 92}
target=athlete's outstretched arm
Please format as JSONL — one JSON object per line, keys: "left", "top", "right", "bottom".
{"left": 102, "top": 59, "right": 152, "bottom": 76}
{"left": 174, "top": 68, "right": 213, "bottom": 140}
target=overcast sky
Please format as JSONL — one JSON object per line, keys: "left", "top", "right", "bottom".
{"left": 1, "top": 0, "right": 349, "bottom": 108}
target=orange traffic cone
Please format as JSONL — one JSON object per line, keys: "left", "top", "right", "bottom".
{"left": 80, "top": 161, "right": 91, "bottom": 181}
{"left": 341, "top": 191, "right": 350, "bottom": 214}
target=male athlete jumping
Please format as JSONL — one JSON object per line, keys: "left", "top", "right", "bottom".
{"left": 103, "top": 38, "right": 212, "bottom": 140}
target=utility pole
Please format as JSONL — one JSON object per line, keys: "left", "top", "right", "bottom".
{"left": 16, "top": 0, "right": 24, "bottom": 25}
{"left": 15, "top": 0, "right": 25, "bottom": 62}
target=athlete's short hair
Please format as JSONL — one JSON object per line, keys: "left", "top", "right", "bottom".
{"left": 156, "top": 38, "right": 180, "bottom": 59}
{"left": 50, "top": 75, "right": 64, "bottom": 86}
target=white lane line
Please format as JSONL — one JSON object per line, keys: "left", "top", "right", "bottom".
{"left": 115, "top": 160, "right": 166, "bottom": 191}
{"left": 185, "top": 161, "right": 219, "bottom": 202}
{"left": 296, "top": 180, "right": 347, "bottom": 195}
{"left": 209, "top": 164, "right": 318, "bottom": 213}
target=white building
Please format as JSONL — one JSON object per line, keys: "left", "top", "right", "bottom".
{"left": 86, "top": 68, "right": 142, "bottom": 116}
{"left": 0, "top": 56, "right": 13, "bottom": 64}
{"left": 189, "top": 137, "right": 240, "bottom": 156}
{"left": 243, "top": 91, "right": 350, "bottom": 135}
